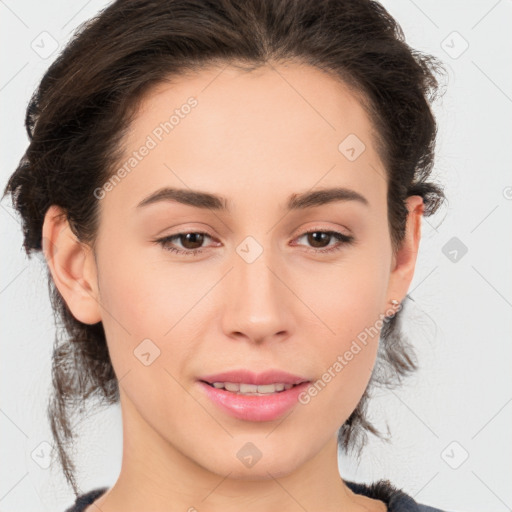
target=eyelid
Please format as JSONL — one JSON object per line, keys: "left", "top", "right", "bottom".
{"left": 291, "top": 223, "right": 352, "bottom": 239}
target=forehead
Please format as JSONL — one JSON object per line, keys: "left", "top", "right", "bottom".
{"left": 132, "top": 62, "right": 378, "bottom": 151}
{"left": 109, "top": 62, "right": 387, "bottom": 213}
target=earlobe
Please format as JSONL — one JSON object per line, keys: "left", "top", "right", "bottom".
{"left": 42, "top": 205, "right": 102, "bottom": 325}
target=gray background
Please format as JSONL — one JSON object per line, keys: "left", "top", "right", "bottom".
{"left": 1, "top": 1, "right": 511, "bottom": 511}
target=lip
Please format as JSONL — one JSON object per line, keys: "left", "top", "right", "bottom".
{"left": 199, "top": 369, "right": 309, "bottom": 386}
{"left": 198, "top": 380, "right": 311, "bottom": 422}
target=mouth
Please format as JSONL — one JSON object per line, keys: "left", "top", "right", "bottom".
{"left": 197, "top": 379, "right": 312, "bottom": 422}
{"left": 199, "top": 380, "right": 308, "bottom": 396}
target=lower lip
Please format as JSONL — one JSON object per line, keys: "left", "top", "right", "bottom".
{"left": 198, "top": 381, "right": 311, "bottom": 422}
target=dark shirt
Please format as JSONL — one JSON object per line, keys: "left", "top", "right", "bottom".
{"left": 345, "top": 480, "right": 450, "bottom": 511}
{"left": 63, "top": 479, "right": 451, "bottom": 511}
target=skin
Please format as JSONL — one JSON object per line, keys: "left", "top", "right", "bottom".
{"left": 43, "top": 62, "right": 424, "bottom": 512}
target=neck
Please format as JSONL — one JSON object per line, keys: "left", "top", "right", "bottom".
{"left": 86, "top": 388, "right": 384, "bottom": 512}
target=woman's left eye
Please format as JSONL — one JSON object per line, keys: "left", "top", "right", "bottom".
{"left": 155, "top": 229, "right": 354, "bottom": 256}
{"left": 293, "top": 229, "right": 354, "bottom": 254}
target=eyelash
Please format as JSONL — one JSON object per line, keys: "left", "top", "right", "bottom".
{"left": 154, "top": 228, "right": 354, "bottom": 256}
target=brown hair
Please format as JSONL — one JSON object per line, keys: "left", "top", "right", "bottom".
{"left": 3, "top": 0, "right": 446, "bottom": 495}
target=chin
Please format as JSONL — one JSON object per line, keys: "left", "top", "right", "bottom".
{"left": 201, "top": 448, "right": 304, "bottom": 481}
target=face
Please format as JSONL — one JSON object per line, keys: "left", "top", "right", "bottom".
{"left": 45, "top": 62, "right": 422, "bottom": 481}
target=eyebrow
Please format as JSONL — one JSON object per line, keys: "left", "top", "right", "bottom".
{"left": 136, "top": 186, "right": 369, "bottom": 211}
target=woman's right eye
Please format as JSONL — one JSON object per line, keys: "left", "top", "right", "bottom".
{"left": 155, "top": 232, "right": 215, "bottom": 256}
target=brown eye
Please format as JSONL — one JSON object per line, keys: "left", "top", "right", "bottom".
{"left": 306, "top": 231, "right": 332, "bottom": 248}
{"left": 179, "top": 232, "right": 206, "bottom": 250}
{"left": 294, "top": 229, "right": 354, "bottom": 254}
{"left": 156, "top": 231, "right": 215, "bottom": 255}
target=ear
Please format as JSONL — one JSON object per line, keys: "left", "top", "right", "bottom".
{"left": 41, "top": 205, "right": 102, "bottom": 325}
{"left": 386, "top": 195, "right": 424, "bottom": 304}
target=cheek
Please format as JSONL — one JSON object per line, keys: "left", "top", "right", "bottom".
{"left": 304, "top": 249, "right": 389, "bottom": 341}
{"left": 300, "top": 251, "right": 389, "bottom": 406}
{"left": 93, "top": 245, "right": 168, "bottom": 377}
{"left": 96, "top": 244, "right": 185, "bottom": 335}
{"left": 95, "top": 246, "right": 208, "bottom": 380}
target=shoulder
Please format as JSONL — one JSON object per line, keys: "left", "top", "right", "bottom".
{"left": 63, "top": 487, "right": 109, "bottom": 512}
{"left": 344, "top": 478, "right": 458, "bottom": 512}
{"left": 417, "top": 505, "right": 450, "bottom": 512}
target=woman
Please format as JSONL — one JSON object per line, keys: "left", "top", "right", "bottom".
{"left": 3, "top": 0, "right": 451, "bottom": 510}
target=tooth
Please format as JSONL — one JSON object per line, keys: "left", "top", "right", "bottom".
{"left": 257, "top": 384, "right": 277, "bottom": 393}
{"left": 224, "top": 382, "right": 240, "bottom": 392}
{"left": 239, "top": 383, "right": 258, "bottom": 393}
{"left": 211, "top": 382, "right": 294, "bottom": 394}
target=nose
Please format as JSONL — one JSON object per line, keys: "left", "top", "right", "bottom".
{"left": 220, "top": 242, "right": 295, "bottom": 345}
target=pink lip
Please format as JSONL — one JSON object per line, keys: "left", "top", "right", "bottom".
{"left": 199, "top": 369, "right": 309, "bottom": 386}
{"left": 198, "top": 380, "right": 311, "bottom": 422}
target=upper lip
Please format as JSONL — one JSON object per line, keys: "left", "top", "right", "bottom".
{"left": 199, "top": 369, "right": 310, "bottom": 386}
